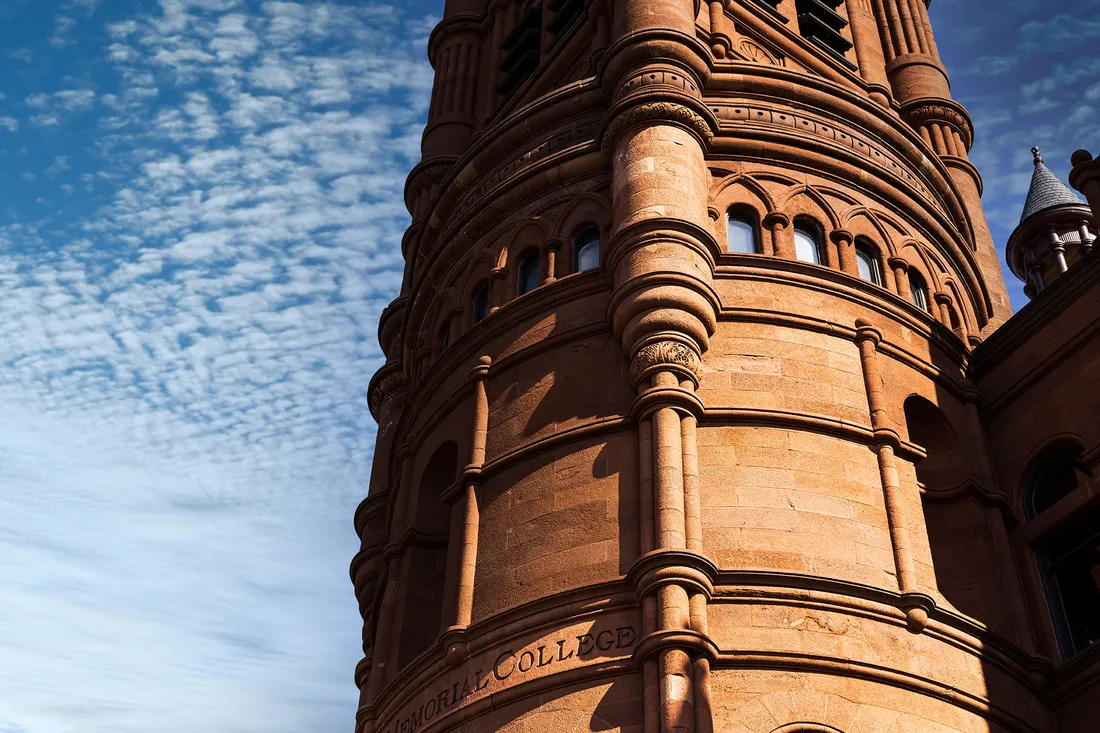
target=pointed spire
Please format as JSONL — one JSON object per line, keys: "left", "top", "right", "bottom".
{"left": 1021, "top": 146, "right": 1086, "bottom": 223}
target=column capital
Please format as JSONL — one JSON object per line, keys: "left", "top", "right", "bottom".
{"left": 888, "top": 256, "right": 910, "bottom": 272}
{"left": 763, "top": 211, "right": 791, "bottom": 229}
{"left": 829, "top": 228, "right": 855, "bottom": 244}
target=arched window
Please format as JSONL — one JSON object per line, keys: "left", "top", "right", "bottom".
{"left": 438, "top": 319, "right": 451, "bottom": 352}
{"left": 909, "top": 270, "right": 931, "bottom": 313}
{"left": 793, "top": 220, "right": 823, "bottom": 265}
{"left": 472, "top": 283, "right": 489, "bottom": 324}
{"left": 517, "top": 253, "right": 540, "bottom": 296}
{"left": 855, "top": 239, "right": 884, "bottom": 286}
{"left": 727, "top": 210, "right": 760, "bottom": 254}
{"left": 574, "top": 227, "right": 600, "bottom": 272}
{"left": 1024, "top": 443, "right": 1099, "bottom": 658}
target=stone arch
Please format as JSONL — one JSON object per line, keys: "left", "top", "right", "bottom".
{"left": 712, "top": 173, "right": 777, "bottom": 215}
{"left": 770, "top": 725, "right": 846, "bottom": 733}
{"left": 842, "top": 208, "right": 898, "bottom": 257}
{"left": 396, "top": 439, "right": 458, "bottom": 668}
{"left": 778, "top": 184, "right": 841, "bottom": 230}
{"left": 553, "top": 191, "right": 610, "bottom": 276}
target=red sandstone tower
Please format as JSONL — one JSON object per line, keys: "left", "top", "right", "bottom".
{"left": 353, "top": 2, "right": 1100, "bottom": 732}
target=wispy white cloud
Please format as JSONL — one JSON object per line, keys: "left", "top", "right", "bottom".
{"left": 0, "top": 1, "right": 436, "bottom": 732}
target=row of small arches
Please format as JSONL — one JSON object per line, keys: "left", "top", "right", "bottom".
{"left": 436, "top": 225, "right": 601, "bottom": 353}
{"left": 429, "top": 212, "right": 967, "bottom": 366}
{"left": 726, "top": 208, "right": 935, "bottom": 315}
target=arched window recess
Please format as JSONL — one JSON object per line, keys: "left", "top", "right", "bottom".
{"left": 855, "top": 238, "right": 884, "bottom": 286}
{"left": 517, "top": 252, "right": 540, "bottom": 296}
{"left": 1021, "top": 442, "right": 1100, "bottom": 659}
{"left": 472, "top": 283, "right": 489, "bottom": 325}
{"left": 573, "top": 227, "right": 600, "bottom": 273}
{"left": 793, "top": 218, "right": 824, "bottom": 265}
{"left": 909, "top": 269, "right": 931, "bottom": 313}
{"left": 726, "top": 209, "right": 762, "bottom": 254}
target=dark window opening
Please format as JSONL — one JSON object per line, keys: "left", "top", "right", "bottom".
{"left": 909, "top": 270, "right": 931, "bottom": 313}
{"left": 727, "top": 210, "right": 761, "bottom": 254}
{"left": 547, "top": 0, "right": 584, "bottom": 47}
{"left": 574, "top": 227, "right": 600, "bottom": 272}
{"left": 518, "top": 253, "right": 540, "bottom": 296}
{"left": 472, "top": 284, "right": 489, "bottom": 324}
{"left": 499, "top": 3, "right": 543, "bottom": 99}
{"left": 1025, "top": 444, "right": 1099, "bottom": 658}
{"left": 1027, "top": 445, "right": 1085, "bottom": 519}
{"left": 439, "top": 319, "right": 451, "bottom": 352}
{"left": 855, "top": 239, "right": 883, "bottom": 286}
{"left": 795, "top": 0, "right": 854, "bottom": 62}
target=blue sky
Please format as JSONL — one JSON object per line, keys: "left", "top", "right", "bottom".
{"left": 0, "top": 2, "right": 1095, "bottom": 732}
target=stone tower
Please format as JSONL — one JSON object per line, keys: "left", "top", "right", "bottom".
{"left": 352, "top": 3, "right": 1093, "bottom": 733}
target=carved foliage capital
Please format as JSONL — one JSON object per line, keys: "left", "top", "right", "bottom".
{"left": 367, "top": 370, "right": 407, "bottom": 420}
{"left": 601, "top": 100, "right": 715, "bottom": 155}
{"left": 630, "top": 340, "right": 702, "bottom": 384}
{"left": 903, "top": 101, "right": 974, "bottom": 150}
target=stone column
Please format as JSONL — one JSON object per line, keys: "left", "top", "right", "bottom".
{"left": 602, "top": 5, "right": 719, "bottom": 728}
{"left": 543, "top": 239, "right": 562, "bottom": 284}
{"left": 889, "top": 257, "right": 911, "bottom": 300}
{"left": 440, "top": 357, "right": 490, "bottom": 659}
{"left": 854, "top": 319, "right": 932, "bottom": 632}
{"left": 846, "top": 0, "right": 892, "bottom": 107}
{"left": 423, "top": 14, "right": 484, "bottom": 160}
{"left": 831, "top": 228, "right": 857, "bottom": 276}
{"left": 764, "top": 212, "right": 793, "bottom": 260}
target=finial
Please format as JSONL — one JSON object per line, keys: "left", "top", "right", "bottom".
{"left": 1032, "top": 146, "right": 1043, "bottom": 165}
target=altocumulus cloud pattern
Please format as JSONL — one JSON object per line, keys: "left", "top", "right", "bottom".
{"left": 0, "top": 1, "right": 435, "bottom": 732}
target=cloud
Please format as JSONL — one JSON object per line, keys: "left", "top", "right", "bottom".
{"left": 0, "top": 2, "right": 437, "bottom": 732}
{"left": 0, "top": 117, "right": 18, "bottom": 132}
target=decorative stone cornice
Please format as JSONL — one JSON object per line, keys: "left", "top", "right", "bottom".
{"left": 600, "top": 99, "right": 716, "bottom": 155}
{"left": 427, "top": 15, "right": 483, "bottom": 68}
{"left": 404, "top": 157, "right": 458, "bottom": 214}
{"left": 367, "top": 366, "right": 407, "bottom": 420}
{"left": 901, "top": 98, "right": 975, "bottom": 150}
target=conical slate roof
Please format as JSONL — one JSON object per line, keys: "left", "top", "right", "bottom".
{"left": 1021, "top": 147, "right": 1086, "bottom": 223}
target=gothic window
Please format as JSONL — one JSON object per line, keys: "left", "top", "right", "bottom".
{"left": 438, "top": 319, "right": 451, "bottom": 352}
{"left": 795, "top": 0, "right": 854, "bottom": 61}
{"left": 727, "top": 210, "right": 761, "bottom": 254}
{"left": 909, "top": 270, "right": 931, "bottom": 313}
{"left": 518, "top": 252, "right": 540, "bottom": 296}
{"left": 472, "top": 283, "right": 489, "bottom": 324}
{"left": 1024, "top": 443, "right": 1100, "bottom": 659}
{"left": 574, "top": 227, "right": 600, "bottom": 272}
{"left": 855, "top": 239, "right": 884, "bottom": 286}
{"left": 793, "top": 219, "right": 824, "bottom": 265}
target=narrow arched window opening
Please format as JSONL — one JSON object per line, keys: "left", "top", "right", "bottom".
{"left": 909, "top": 270, "right": 931, "bottom": 313}
{"left": 1024, "top": 443, "right": 1099, "bottom": 659}
{"left": 438, "top": 319, "right": 451, "bottom": 352}
{"left": 855, "top": 239, "right": 884, "bottom": 286}
{"left": 727, "top": 210, "right": 761, "bottom": 254}
{"left": 517, "top": 253, "right": 540, "bottom": 296}
{"left": 472, "top": 283, "right": 489, "bottom": 324}
{"left": 793, "top": 219, "right": 823, "bottom": 265}
{"left": 574, "top": 227, "right": 600, "bottom": 272}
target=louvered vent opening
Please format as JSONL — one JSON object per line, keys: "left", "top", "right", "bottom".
{"left": 499, "top": 3, "right": 543, "bottom": 98}
{"left": 547, "top": 0, "right": 584, "bottom": 43}
{"left": 795, "top": 0, "right": 853, "bottom": 60}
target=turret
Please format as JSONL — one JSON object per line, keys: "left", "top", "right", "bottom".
{"left": 1007, "top": 147, "right": 1097, "bottom": 299}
